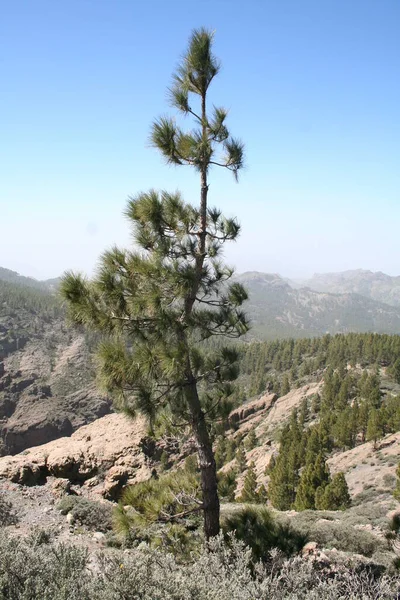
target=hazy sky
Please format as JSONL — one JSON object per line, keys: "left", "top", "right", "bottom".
{"left": 1, "top": 0, "right": 399, "bottom": 280}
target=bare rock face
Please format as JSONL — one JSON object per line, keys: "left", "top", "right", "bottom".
{"left": 0, "top": 413, "right": 152, "bottom": 499}
{"left": 229, "top": 393, "right": 277, "bottom": 427}
{"left": 0, "top": 334, "right": 112, "bottom": 455}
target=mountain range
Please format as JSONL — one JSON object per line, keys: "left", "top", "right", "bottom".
{"left": 294, "top": 269, "right": 400, "bottom": 307}
{"left": 2, "top": 265, "right": 400, "bottom": 340}
{"left": 236, "top": 270, "right": 400, "bottom": 339}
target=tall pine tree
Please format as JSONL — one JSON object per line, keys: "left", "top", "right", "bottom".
{"left": 60, "top": 28, "right": 247, "bottom": 539}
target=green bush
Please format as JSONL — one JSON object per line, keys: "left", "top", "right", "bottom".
{"left": 114, "top": 470, "right": 201, "bottom": 534}
{"left": 289, "top": 513, "right": 386, "bottom": 558}
{"left": 222, "top": 506, "right": 307, "bottom": 561}
{"left": 57, "top": 496, "right": 112, "bottom": 532}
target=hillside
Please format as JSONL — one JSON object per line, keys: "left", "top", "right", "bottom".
{"left": 0, "top": 267, "right": 59, "bottom": 292}
{"left": 0, "top": 274, "right": 111, "bottom": 455}
{"left": 237, "top": 271, "right": 400, "bottom": 339}
{"left": 1, "top": 331, "right": 400, "bottom": 580}
{"left": 299, "top": 269, "right": 400, "bottom": 307}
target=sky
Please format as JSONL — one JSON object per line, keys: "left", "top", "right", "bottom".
{"left": 1, "top": 0, "right": 399, "bottom": 280}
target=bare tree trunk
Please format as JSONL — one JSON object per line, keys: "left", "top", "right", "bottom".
{"left": 185, "top": 379, "right": 220, "bottom": 539}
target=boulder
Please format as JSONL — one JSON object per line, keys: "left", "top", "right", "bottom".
{"left": 0, "top": 413, "right": 151, "bottom": 496}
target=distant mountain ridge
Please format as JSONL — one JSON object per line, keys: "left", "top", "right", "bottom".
{"left": 236, "top": 271, "right": 400, "bottom": 339}
{"left": 0, "top": 267, "right": 60, "bottom": 292}
{"left": 2, "top": 265, "right": 400, "bottom": 341}
{"left": 296, "top": 269, "right": 400, "bottom": 307}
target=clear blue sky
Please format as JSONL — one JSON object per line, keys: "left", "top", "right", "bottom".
{"left": 1, "top": 0, "right": 399, "bottom": 280}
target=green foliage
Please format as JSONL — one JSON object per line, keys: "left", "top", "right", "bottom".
{"left": 393, "top": 463, "right": 400, "bottom": 501}
{"left": 315, "top": 473, "right": 351, "bottom": 510}
{"left": 238, "top": 462, "right": 262, "bottom": 503}
{"left": 288, "top": 510, "right": 388, "bottom": 558}
{"left": 235, "top": 444, "right": 247, "bottom": 472}
{"left": 4, "top": 527, "right": 400, "bottom": 599}
{"left": 218, "top": 469, "right": 237, "bottom": 502}
{"left": 114, "top": 469, "right": 201, "bottom": 534}
{"left": 244, "top": 428, "right": 257, "bottom": 451}
{"left": 215, "top": 436, "right": 228, "bottom": 469}
{"left": 268, "top": 413, "right": 302, "bottom": 510}
{"left": 184, "top": 454, "right": 198, "bottom": 474}
{"left": 160, "top": 450, "right": 170, "bottom": 471}
{"left": 57, "top": 497, "right": 112, "bottom": 532}
{"left": 367, "top": 408, "right": 384, "bottom": 447}
{"left": 60, "top": 27, "right": 248, "bottom": 539}
{"left": 0, "top": 534, "right": 93, "bottom": 599}
{"left": 295, "top": 453, "right": 331, "bottom": 511}
{"left": 222, "top": 507, "right": 307, "bottom": 562}
{"left": 1, "top": 531, "right": 399, "bottom": 599}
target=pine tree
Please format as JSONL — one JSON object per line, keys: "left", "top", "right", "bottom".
{"left": 268, "top": 416, "right": 302, "bottom": 510}
{"left": 390, "top": 358, "right": 400, "bottom": 384}
{"left": 393, "top": 462, "right": 400, "bottom": 501}
{"left": 236, "top": 445, "right": 247, "bottom": 472}
{"left": 60, "top": 29, "right": 247, "bottom": 540}
{"left": 366, "top": 408, "right": 383, "bottom": 449}
{"left": 217, "top": 469, "right": 237, "bottom": 502}
{"left": 215, "top": 436, "right": 227, "bottom": 470}
{"left": 245, "top": 428, "right": 257, "bottom": 451}
{"left": 280, "top": 374, "right": 290, "bottom": 396}
{"left": 299, "top": 398, "right": 308, "bottom": 427}
{"left": 160, "top": 450, "right": 169, "bottom": 471}
{"left": 225, "top": 438, "right": 237, "bottom": 463}
{"left": 315, "top": 472, "right": 351, "bottom": 510}
{"left": 294, "top": 453, "right": 331, "bottom": 511}
{"left": 238, "top": 461, "right": 259, "bottom": 503}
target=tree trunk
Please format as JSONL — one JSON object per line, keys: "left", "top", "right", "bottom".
{"left": 185, "top": 380, "right": 220, "bottom": 539}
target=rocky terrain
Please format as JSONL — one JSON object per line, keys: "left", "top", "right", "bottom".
{"left": 2, "top": 266, "right": 400, "bottom": 574}
{"left": 0, "top": 271, "right": 111, "bottom": 455}
{"left": 0, "top": 381, "right": 399, "bottom": 560}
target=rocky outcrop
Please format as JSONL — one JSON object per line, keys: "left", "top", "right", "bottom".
{"left": 0, "top": 334, "right": 112, "bottom": 454}
{"left": 0, "top": 413, "right": 151, "bottom": 499}
{"left": 229, "top": 393, "right": 277, "bottom": 427}
{"left": 0, "top": 382, "right": 111, "bottom": 455}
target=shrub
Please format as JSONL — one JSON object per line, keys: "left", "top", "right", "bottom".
{"left": 57, "top": 496, "right": 112, "bottom": 532}
{"left": 290, "top": 516, "right": 385, "bottom": 557}
{"left": 1, "top": 532, "right": 400, "bottom": 599}
{"left": 222, "top": 506, "right": 307, "bottom": 561}
{"left": 0, "top": 497, "right": 17, "bottom": 526}
{"left": 0, "top": 534, "right": 93, "bottom": 600}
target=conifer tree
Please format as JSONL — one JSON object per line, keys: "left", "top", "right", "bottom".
{"left": 280, "top": 374, "right": 290, "bottom": 396}
{"left": 245, "top": 428, "right": 258, "bottom": 451}
{"left": 60, "top": 28, "right": 247, "bottom": 539}
{"left": 366, "top": 408, "right": 383, "bottom": 449}
{"left": 215, "top": 436, "right": 227, "bottom": 470}
{"left": 268, "top": 415, "right": 302, "bottom": 510}
{"left": 236, "top": 444, "right": 247, "bottom": 472}
{"left": 238, "top": 461, "right": 259, "bottom": 503}
{"left": 393, "top": 462, "right": 400, "bottom": 501}
{"left": 217, "top": 469, "right": 237, "bottom": 502}
{"left": 315, "top": 472, "right": 351, "bottom": 510}
{"left": 294, "top": 453, "right": 331, "bottom": 511}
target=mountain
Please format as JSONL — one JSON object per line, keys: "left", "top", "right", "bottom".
{"left": 299, "top": 269, "right": 400, "bottom": 307}
{"left": 0, "top": 267, "right": 60, "bottom": 293}
{"left": 236, "top": 271, "right": 400, "bottom": 339}
{"left": 0, "top": 271, "right": 111, "bottom": 456}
